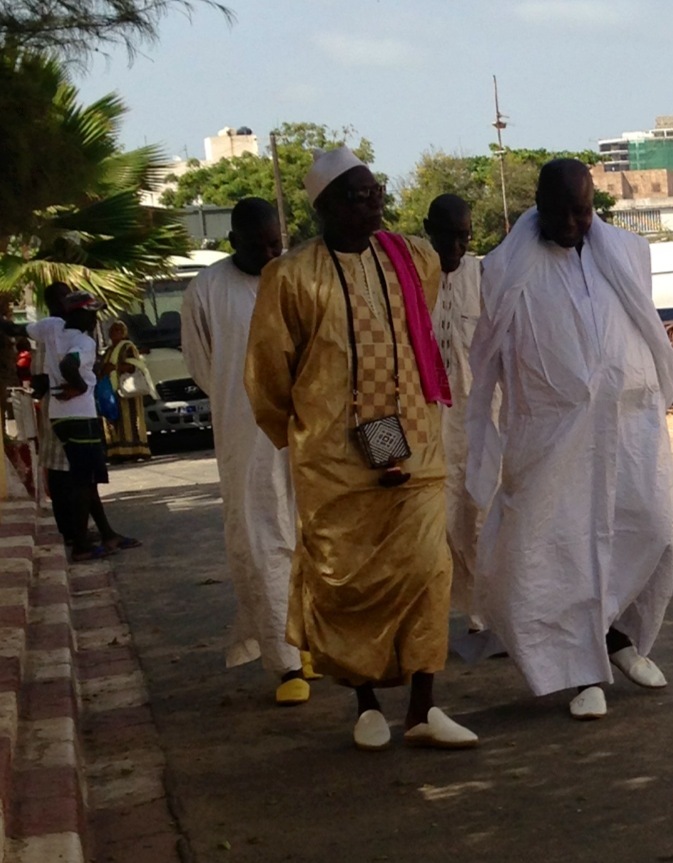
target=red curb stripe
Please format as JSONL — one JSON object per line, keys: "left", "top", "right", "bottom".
{"left": 0, "top": 573, "right": 30, "bottom": 589}
{"left": 20, "top": 680, "right": 77, "bottom": 722}
{"left": 78, "top": 646, "right": 134, "bottom": 666}
{"left": 13, "top": 765, "right": 79, "bottom": 800}
{"left": 0, "top": 546, "right": 33, "bottom": 561}
{"left": 72, "top": 607, "right": 123, "bottom": 630}
{"left": 11, "top": 793, "right": 83, "bottom": 838}
{"left": 69, "top": 573, "right": 113, "bottom": 593}
{"left": 78, "top": 658, "right": 138, "bottom": 681}
{"left": 27, "top": 622, "right": 75, "bottom": 652}
{"left": 0, "top": 736, "right": 12, "bottom": 816}
{"left": 0, "top": 657, "right": 22, "bottom": 693}
{"left": 30, "top": 585, "right": 70, "bottom": 606}
{"left": 35, "top": 554, "right": 68, "bottom": 571}
{"left": 0, "top": 525, "right": 35, "bottom": 538}
{"left": 0, "top": 608, "right": 26, "bottom": 627}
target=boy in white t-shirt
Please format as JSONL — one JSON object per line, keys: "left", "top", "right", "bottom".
{"left": 1, "top": 291, "right": 140, "bottom": 561}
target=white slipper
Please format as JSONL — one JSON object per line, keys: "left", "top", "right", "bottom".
{"left": 569, "top": 686, "right": 607, "bottom": 720}
{"left": 403, "top": 707, "right": 479, "bottom": 749}
{"left": 353, "top": 710, "right": 391, "bottom": 751}
{"left": 610, "top": 646, "right": 667, "bottom": 688}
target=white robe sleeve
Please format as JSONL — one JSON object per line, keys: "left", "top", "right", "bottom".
{"left": 181, "top": 278, "right": 213, "bottom": 395}
{"left": 466, "top": 304, "right": 504, "bottom": 509}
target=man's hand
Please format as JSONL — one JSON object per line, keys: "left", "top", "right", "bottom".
{"left": 59, "top": 352, "right": 87, "bottom": 397}
{"left": 30, "top": 374, "right": 50, "bottom": 400}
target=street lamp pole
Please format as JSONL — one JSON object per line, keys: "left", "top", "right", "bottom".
{"left": 492, "top": 75, "right": 510, "bottom": 235}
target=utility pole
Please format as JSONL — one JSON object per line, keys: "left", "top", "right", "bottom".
{"left": 492, "top": 75, "right": 510, "bottom": 235}
{"left": 269, "top": 133, "right": 289, "bottom": 250}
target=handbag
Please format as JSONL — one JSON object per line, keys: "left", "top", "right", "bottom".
{"left": 118, "top": 367, "right": 151, "bottom": 398}
{"left": 95, "top": 375, "right": 120, "bottom": 422}
{"left": 327, "top": 244, "right": 412, "bottom": 485}
{"left": 354, "top": 414, "right": 411, "bottom": 469}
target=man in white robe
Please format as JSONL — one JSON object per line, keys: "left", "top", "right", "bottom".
{"left": 425, "top": 195, "right": 483, "bottom": 625}
{"left": 182, "top": 198, "right": 311, "bottom": 706}
{"left": 467, "top": 159, "right": 673, "bottom": 719}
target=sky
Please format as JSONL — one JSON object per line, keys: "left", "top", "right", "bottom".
{"left": 74, "top": 0, "right": 673, "bottom": 187}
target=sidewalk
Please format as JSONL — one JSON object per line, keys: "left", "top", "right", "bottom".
{"left": 0, "top": 500, "right": 181, "bottom": 863}
{"left": 0, "top": 499, "right": 87, "bottom": 862}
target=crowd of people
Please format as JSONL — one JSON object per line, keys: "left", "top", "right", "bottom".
{"left": 3, "top": 150, "right": 673, "bottom": 749}
{"left": 182, "top": 150, "right": 673, "bottom": 748}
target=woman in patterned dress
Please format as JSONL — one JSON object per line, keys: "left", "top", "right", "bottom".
{"left": 101, "top": 321, "right": 151, "bottom": 462}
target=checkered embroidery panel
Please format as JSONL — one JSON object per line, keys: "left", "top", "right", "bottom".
{"left": 344, "top": 246, "right": 428, "bottom": 446}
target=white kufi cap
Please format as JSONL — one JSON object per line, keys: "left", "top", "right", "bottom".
{"left": 304, "top": 146, "right": 367, "bottom": 205}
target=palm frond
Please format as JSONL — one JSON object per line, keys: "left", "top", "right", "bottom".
{"left": 98, "top": 146, "right": 170, "bottom": 194}
{"left": 46, "top": 190, "right": 148, "bottom": 236}
{"left": 1, "top": 49, "right": 192, "bottom": 314}
{"left": 0, "top": 256, "right": 141, "bottom": 313}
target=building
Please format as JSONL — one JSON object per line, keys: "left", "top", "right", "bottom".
{"left": 204, "top": 126, "right": 258, "bottom": 162}
{"left": 142, "top": 124, "right": 259, "bottom": 208}
{"left": 598, "top": 116, "right": 673, "bottom": 173}
{"left": 593, "top": 116, "right": 673, "bottom": 235}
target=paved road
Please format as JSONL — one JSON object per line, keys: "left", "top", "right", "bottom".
{"left": 100, "top": 436, "right": 673, "bottom": 863}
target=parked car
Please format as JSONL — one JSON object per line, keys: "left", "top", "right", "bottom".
{"left": 119, "top": 250, "right": 227, "bottom": 434}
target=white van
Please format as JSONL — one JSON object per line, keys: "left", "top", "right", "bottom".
{"left": 650, "top": 241, "right": 673, "bottom": 319}
{"left": 120, "top": 250, "right": 227, "bottom": 434}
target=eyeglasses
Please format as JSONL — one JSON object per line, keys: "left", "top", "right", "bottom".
{"left": 344, "top": 183, "right": 386, "bottom": 205}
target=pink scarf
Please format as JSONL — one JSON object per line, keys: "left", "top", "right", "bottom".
{"left": 375, "top": 231, "right": 452, "bottom": 406}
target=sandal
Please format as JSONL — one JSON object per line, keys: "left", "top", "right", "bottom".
{"left": 71, "top": 545, "right": 113, "bottom": 563}
{"left": 275, "top": 678, "right": 310, "bottom": 706}
{"left": 105, "top": 536, "right": 142, "bottom": 551}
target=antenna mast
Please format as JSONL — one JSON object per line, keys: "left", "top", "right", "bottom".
{"left": 492, "top": 75, "right": 510, "bottom": 234}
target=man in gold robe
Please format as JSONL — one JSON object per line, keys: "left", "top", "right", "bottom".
{"left": 245, "top": 147, "right": 478, "bottom": 751}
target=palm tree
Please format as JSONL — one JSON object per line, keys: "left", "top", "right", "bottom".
{"left": 0, "top": 50, "right": 125, "bottom": 242}
{"left": 0, "top": 50, "right": 191, "bottom": 471}
{"left": 0, "top": 51, "right": 191, "bottom": 309}
{"left": 0, "top": 146, "right": 192, "bottom": 312}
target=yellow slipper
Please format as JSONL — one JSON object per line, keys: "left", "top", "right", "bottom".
{"left": 300, "top": 650, "right": 324, "bottom": 681}
{"left": 275, "top": 678, "right": 310, "bottom": 706}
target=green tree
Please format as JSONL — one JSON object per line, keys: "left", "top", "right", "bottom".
{"left": 0, "top": 0, "right": 233, "bottom": 61}
{"left": 395, "top": 151, "right": 484, "bottom": 236}
{"left": 162, "top": 121, "right": 388, "bottom": 246}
